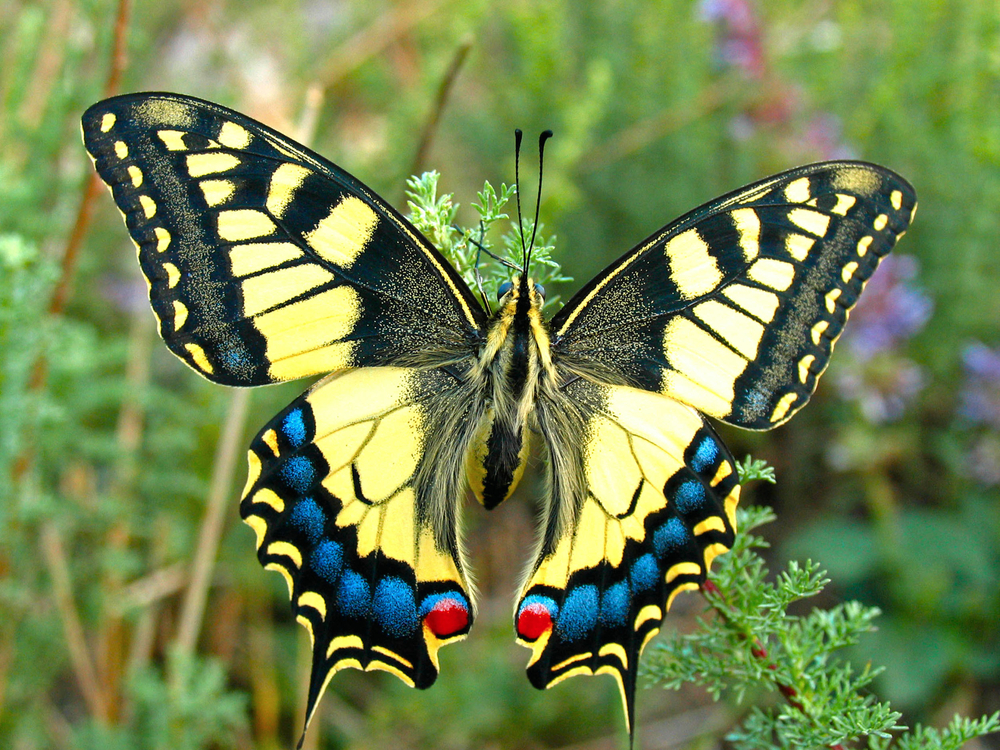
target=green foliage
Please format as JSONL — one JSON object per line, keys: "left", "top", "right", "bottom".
{"left": 645, "top": 502, "right": 998, "bottom": 750}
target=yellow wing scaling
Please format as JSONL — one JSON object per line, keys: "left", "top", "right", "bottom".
{"left": 517, "top": 381, "right": 740, "bottom": 734}
{"left": 240, "top": 366, "right": 475, "bottom": 737}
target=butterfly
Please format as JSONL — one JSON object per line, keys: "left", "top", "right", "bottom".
{"left": 82, "top": 92, "right": 916, "bottom": 745}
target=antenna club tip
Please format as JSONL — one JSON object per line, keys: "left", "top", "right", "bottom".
{"left": 541, "top": 129, "right": 554, "bottom": 140}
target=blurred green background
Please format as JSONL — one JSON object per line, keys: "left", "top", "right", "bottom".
{"left": 2, "top": 0, "right": 998, "bottom": 748}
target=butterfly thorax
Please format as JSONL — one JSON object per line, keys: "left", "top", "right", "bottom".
{"left": 466, "top": 276, "right": 555, "bottom": 510}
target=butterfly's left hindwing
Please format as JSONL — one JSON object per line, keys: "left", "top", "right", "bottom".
{"left": 517, "top": 382, "right": 739, "bottom": 731}
{"left": 82, "top": 93, "right": 484, "bottom": 386}
{"left": 240, "top": 366, "right": 475, "bottom": 731}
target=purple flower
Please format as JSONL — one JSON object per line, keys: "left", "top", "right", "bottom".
{"left": 840, "top": 255, "right": 933, "bottom": 360}
{"left": 959, "top": 342, "right": 1000, "bottom": 430}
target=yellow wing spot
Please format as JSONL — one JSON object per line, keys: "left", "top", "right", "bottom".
{"left": 788, "top": 208, "right": 830, "bottom": 237}
{"left": 552, "top": 652, "right": 593, "bottom": 672}
{"left": 830, "top": 193, "right": 856, "bottom": 216}
{"left": 218, "top": 209, "right": 276, "bottom": 242}
{"left": 693, "top": 516, "right": 727, "bottom": 535}
{"left": 599, "top": 642, "right": 629, "bottom": 669}
{"left": 296, "top": 614, "right": 316, "bottom": 647}
{"left": 785, "top": 233, "right": 815, "bottom": 262}
{"left": 266, "top": 163, "right": 311, "bottom": 219}
{"left": 218, "top": 120, "right": 252, "bottom": 149}
{"left": 634, "top": 604, "right": 663, "bottom": 631}
{"left": 873, "top": 213, "right": 888, "bottom": 232}
{"left": 243, "top": 514, "right": 268, "bottom": 550}
{"left": 664, "top": 229, "right": 723, "bottom": 300}
{"left": 229, "top": 241, "right": 301, "bottom": 277}
{"left": 128, "top": 165, "right": 143, "bottom": 187}
{"left": 692, "top": 300, "right": 764, "bottom": 360}
{"left": 254, "top": 284, "right": 359, "bottom": 356}
{"left": 267, "top": 540, "right": 303, "bottom": 568}
{"left": 665, "top": 561, "right": 701, "bottom": 583}
{"left": 747, "top": 258, "right": 795, "bottom": 291}
{"left": 158, "top": 130, "right": 189, "bottom": 151}
{"left": 298, "top": 591, "right": 328, "bottom": 620}
{"left": 139, "top": 195, "right": 156, "bottom": 219}
{"left": 784, "top": 177, "right": 811, "bottom": 203}
{"left": 662, "top": 317, "right": 747, "bottom": 417}
{"left": 172, "top": 300, "right": 188, "bottom": 329}
{"left": 831, "top": 167, "right": 879, "bottom": 195}
{"left": 114, "top": 140, "right": 128, "bottom": 159}
{"left": 732, "top": 208, "right": 761, "bottom": 261}
{"left": 265, "top": 561, "right": 295, "bottom": 598}
{"left": 200, "top": 179, "right": 235, "bottom": 207}
{"left": 100, "top": 112, "right": 116, "bottom": 132}
{"left": 722, "top": 284, "right": 779, "bottom": 323}
{"left": 184, "top": 343, "right": 213, "bottom": 374}
{"left": 857, "top": 236, "right": 873, "bottom": 257}
{"left": 186, "top": 152, "right": 240, "bottom": 178}
{"left": 305, "top": 196, "right": 380, "bottom": 268}
{"left": 811, "top": 320, "right": 829, "bottom": 346}
{"left": 710, "top": 461, "right": 732, "bottom": 487}
{"left": 890, "top": 190, "right": 903, "bottom": 210}
{"left": 241, "top": 265, "right": 336, "bottom": 322}
{"left": 724, "top": 486, "right": 740, "bottom": 528}
{"left": 243, "top": 451, "right": 262, "bottom": 495}
{"left": 703, "top": 542, "right": 731, "bottom": 569}
{"left": 262, "top": 429, "right": 279, "bottom": 456}
{"left": 841, "top": 261, "right": 859, "bottom": 283}
{"left": 327, "top": 635, "right": 365, "bottom": 656}
{"left": 770, "top": 391, "right": 798, "bottom": 423}
{"left": 824, "top": 288, "right": 841, "bottom": 314}
{"left": 163, "top": 262, "right": 181, "bottom": 288}
{"left": 372, "top": 646, "right": 413, "bottom": 670}
{"left": 909, "top": 203, "right": 918, "bottom": 223}
{"left": 798, "top": 354, "right": 816, "bottom": 384}
{"left": 250, "top": 487, "right": 285, "bottom": 513}
{"left": 666, "top": 581, "right": 699, "bottom": 611}
{"left": 154, "top": 227, "right": 171, "bottom": 252}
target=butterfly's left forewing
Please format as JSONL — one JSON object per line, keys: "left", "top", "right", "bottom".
{"left": 517, "top": 381, "right": 739, "bottom": 731}
{"left": 241, "top": 366, "right": 475, "bottom": 732}
{"left": 82, "top": 93, "right": 485, "bottom": 386}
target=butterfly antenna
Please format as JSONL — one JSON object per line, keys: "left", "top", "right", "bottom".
{"left": 513, "top": 128, "right": 526, "bottom": 267}
{"left": 526, "top": 129, "right": 553, "bottom": 272}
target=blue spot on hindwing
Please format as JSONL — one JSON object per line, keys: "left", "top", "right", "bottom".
{"left": 673, "top": 479, "right": 707, "bottom": 514}
{"left": 419, "top": 591, "right": 471, "bottom": 616}
{"left": 373, "top": 577, "right": 418, "bottom": 638}
{"left": 282, "top": 408, "right": 309, "bottom": 448}
{"left": 690, "top": 435, "right": 719, "bottom": 473}
{"left": 337, "top": 570, "right": 371, "bottom": 618}
{"left": 599, "top": 581, "right": 630, "bottom": 627}
{"left": 280, "top": 455, "right": 315, "bottom": 493}
{"left": 653, "top": 517, "right": 691, "bottom": 558}
{"left": 289, "top": 497, "right": 325, "bottom": 543}
{"left": 630, "top": 554, "right": 659, "bottom": 592}
{"left": 310, "top": 539, "right": 343, "bottom": 583}
{"left": 555, "top": 585, "right": 599, "bottom": 642}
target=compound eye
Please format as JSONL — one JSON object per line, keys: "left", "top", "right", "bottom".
{"left": 534, "top": 283, "right": 546, "bottom": 300}
{"left": 497, "top": 280, "right": 514, "bottom": 300}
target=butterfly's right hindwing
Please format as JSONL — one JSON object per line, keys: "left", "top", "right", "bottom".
{"left": 82, "top": 93, "right": 485, "bottom": 386}
{"left": 240, "top": 366, "right": 475, "bottom": 732}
